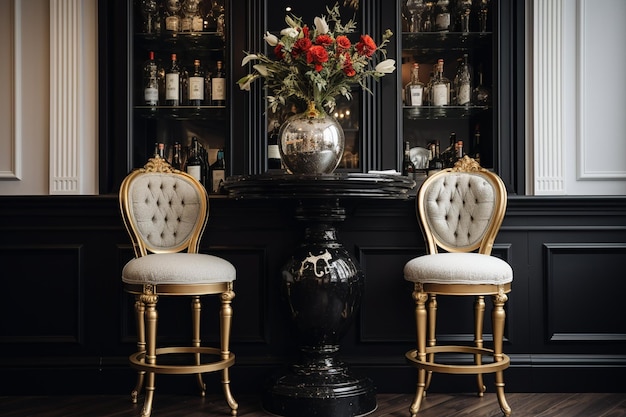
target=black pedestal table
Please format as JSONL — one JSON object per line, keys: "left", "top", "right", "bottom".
{"left": 223, "top": 173, "right": 416, "bottom": 417}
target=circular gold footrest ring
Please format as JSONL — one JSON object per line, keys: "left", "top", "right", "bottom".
{"left": 129, "top": 346, "right": 235, "bottom": 374}
{"left": 406, "top": 346, "right": 510, "bottom": 374}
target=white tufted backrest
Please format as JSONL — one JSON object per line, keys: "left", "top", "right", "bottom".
{"left": 119, "top": 158, "right": 208, "bottom": 257}
{"left": 417, "top": 157, "right": 507, "bottom": 255}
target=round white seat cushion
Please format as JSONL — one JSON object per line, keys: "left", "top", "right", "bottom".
{"left": 123, "top": 253, "right": 236, "bottom": 285}
{"left": 404, "top": 252, "right": 512, "bottom": 285}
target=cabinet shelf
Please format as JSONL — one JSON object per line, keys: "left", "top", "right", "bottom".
{"left": 403, "top": 105, "right": 490, "bottom": 120}
{"left": 402, "top": 31, "right": 492, "bottom": 51}
{"left": 134, "top": 106, "right": 227, "bottom": 120}
{"left": 135, "top": 31, "right": 225, "bottom": 51}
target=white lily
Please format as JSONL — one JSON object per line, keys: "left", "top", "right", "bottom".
{"left": 236, "top": 73, "right": 258, "bottom": 91}
{"left": 281, "top": 27, "right": 299, "bottom": 38}
{"left": 285, "top": 15, "right": 298, "bottom": 28}
{"left": 375, "top": 59, "right": 396, "bottom": 74}
{"left": 314, "top": 16, "right": 329, "bottom": 34}
{"left": 264, "top": 31, "right": 278, "bottom": 46}
{"left": 253, "top": 64, "right": 269, "bottom": 77}
{"left": 241, "top": 54, "right": 259, "bottom": 66}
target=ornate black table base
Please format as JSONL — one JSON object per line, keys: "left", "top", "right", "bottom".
{"left": 223, "top": 173, "right": 415, "bottom": 417}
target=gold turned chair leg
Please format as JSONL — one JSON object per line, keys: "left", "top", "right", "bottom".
{"left": 221, "top": 285, "right": 238, "bottom": 415}
{"left": 492, "top": 291, "right": 511, "bottom": 416}
{"left": 474, "top": 295, "right": 486, "bottom": 396}
{"left": 140, "top": 292, "right": 159, "bottom": 417}
{"left": 410, "top": 285, "right": 429, "bottom": 417}
{"left": 191, "top": 296, "right": 207, "bottom": 396}
{"left": 425, "top": 294, "right": 437, "bottom": 392}
{"left": 131, "top": 296, "right": 146, "bottom": 404}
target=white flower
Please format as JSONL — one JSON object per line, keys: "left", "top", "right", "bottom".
{"left": 314, "top": 16, "right": 329, "bottom": 34}
{"left": 264, "top": 31, "right": 278, "bottom": 46}
{"left": 241, "top": 53, "right": 259, "bottom": 66}
{"left": 236, "top": 73, "right": 258, "bottom": 91}
{"left": 253, "top": 64, "right": 269, "bottom": 77}
{"left": 375, "top": 59, "right": 396, "bottom": 74}
{"left": 281, "top": 27, "right": 299, "bottom": 38}
{"left": 285, "top": 15, "right": 298, "bottom": 28}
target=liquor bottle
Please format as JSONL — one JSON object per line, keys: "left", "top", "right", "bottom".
{"left": 434, "top": 0, "right": 452, "bottom": 32}
{"left": 427, "top": 141, "right": 443, "bottom": 176}
{"left": 189, "top": 59, "right": 205, "bottom": 107}
{"left": 143, "top": 51, "right": 159, "bottom": 107}
{"left": 454, "top": 54, "right": 472, "bottom": 106}
{"left": 404, "top": 63, "right": 424, "bottom": 106}
{"left": 402, "top": 141, "right": 416, "bottom": 180}
{"left": 457, "top": 0, "right": 472, "bottom": 32}
{"left": 139, "top": 0, "right": 161, "bottom": 34}
{"left": 440, "top": 132, "right": 457, "bottom": 167}
{"left": 203, "top": 0, "right": 218, "bottom": 31}
{"left": 268, "top": 120, "right": 282, "bottom": 170}
{"left": 471, "top": 125, "right": 481, "bottom": 162}
{"left": 171, "top": 142, "right": 183, "bottom": 170}
{"left": 164, "top": 0, "right": 181, "bottom": 32}
{"left": 405, "top": 0, "right": 426, "bottom": 33}
{"left": 210, "top": 149, "right": 226, "bottom": 193}
{"left": 165, "top": 54, "right": 180, "bottom": 106}
{"left": 454, "top": 140, "right": 464, "bottom": 162}
{"left": 186, "top": 137, "right": 203, "bottom": 184}
{"left": 431, "top": 59, "right": 450, "bottom": 106}
{"left": 157, "top": 142, "right": 169, "bottom": 163}
{"left": 181, "top": 0, "right": 198, "bottom": 32}
{"left": 211, "top": 61, "right": 226, "bottom": 106}
{"left": 472, "top": 69, "right": 491, "bottom": 105}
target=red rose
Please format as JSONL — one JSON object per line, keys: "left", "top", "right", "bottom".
{"left": 307, "top": 45, "right": 329, "bottom": 71}
{"left": 335, "top": 35, "right": 351, "bottom": 51}
{"left": 292, "top": 37, "right": 312, "bottom": 58}
{"left": 356, "top": 34, "right": 377, "bottom": 57}
{"left": 342, "top": 53, "right": 356, "bottom": 77}
{"left": 315, "top": 34, "right": 333, "bottom": 47}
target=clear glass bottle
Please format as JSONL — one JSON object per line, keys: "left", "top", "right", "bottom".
{"left": 431, "top": 59, "right": 450, "bottom": 106}
{"left": 406, "top": 0, "right": 426, "bottom": 33}
{"left": 472, "top": 69, "right": 491, "bottom": 105}
{"left": 211, "top": 60, "right": 226, "bottom": 106}
{"left": 189, "top": 59, "right": 205, "bottom": 107}
{"left": 164, "top": 0, "right": 181, "bottom": 32}
{"left": 405, "top": 63, "right": 424, "bottom": 106}
{"left": 139, "top": 0, "right": 161, "bottom": 34}
{"left": 143, "top": 51, "right": 159, "bottom": 107}
{"left": 457, "top": 0, "right": 472, "bottom": 32}
{"left": 454, "top": 53, "right": 472, "bottom": 106}
{"left": 434, "top": 0, "right": 452, "bottom": 32}
{"left": 165, "top": 53, "right": 180, "bottom": 106}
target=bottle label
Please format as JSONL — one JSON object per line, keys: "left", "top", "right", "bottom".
{"left": 432, "top": 84, "right": 448, "bottom": 106}
{"left": 436, "top": 13, "right": 450, "bottom": 30}
{"left": 409, "top": 85, "right": 423, "bottom": 106}
{"left": 144, "top": 87, "right": 158, "bottom": 105}
{"left": 457, "top": 84, "right": 471, "bottom": 105}
{"left": 189, "top": 77, "right": 204, "bottom": 100}
{"left": 181, "top": 17, "right": 192, "bottom": 32}
{"left": 165, "top": 16, "right": 179, "bottom": 31}
{"left": 211, "top": 170, "right": 225, "bottom": 193}
{"left": 187, "top": 165, "right": 202, "bottom": 182}
{"left": 192, "top": 16, "right": 204, "bottom": 32}
{"left": 212, "top": 78, "right": 226, "bottom": 101}
{"left": 165, "top": 73, "right": 179, "bottom": 100}
{"left": 268, "top": 144, "right": 281, "bottom": 159}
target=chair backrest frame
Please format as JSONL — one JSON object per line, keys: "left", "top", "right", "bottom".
{"left": 416, "top": 156, "right": 507, "bottom": 256}
{"left": 119, "top": 157, "right": 209, "bottom": 258}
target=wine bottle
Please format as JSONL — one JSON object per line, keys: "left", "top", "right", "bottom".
{"left": 402, "top": 141, "right": 416, "bottom": 180}
{"left": 431, "top": 59, "right": 450, "bottom": 106}
{"left": 440, "top": 131, "right": 457, "bottom": 167}
{"left": 404, "top": 63, "right": 424, "bottom": 106}
{"left": 210, "top": 149, "right": 226, "bottom": 193}
{"left": 165, "top": 54, "right": 180, "bottom": 106}
{"left": 171, "top": 142, "right": 183, "bottom": 170}
{"left": 204, "top": 63, "right": 213, "bottom": 105}
{"left": 454, "top": 54, "right": 472, "bottom": 106}
{"left": 186, "top": 137, "right": 203, "bottom": 184}
{"left": 471, "top": 125, "right": 481, "bottom": 162}
{"left": 189, "top": 59, "right": 205, "bottom": 107}
{"left": 179, "top": 66, "right": 189, "bottom": 106}
{"left": 427, "top": 141, "right": 443, "bottom": 176}
{"left": 268, "top": 120, "right": 282, "bottom": 170}
{"left": 143, "top": 51, "right": 159, "bottom": 107}
{"left": 157, "top": 142, "right": 168, "bottom": 163}
{"left": 211, "top": 60, "right": 226, "bottom": 106}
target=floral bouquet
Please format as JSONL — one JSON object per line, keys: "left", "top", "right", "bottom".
{"left": 237, "top": 3, "right": 396, "bottom": 117}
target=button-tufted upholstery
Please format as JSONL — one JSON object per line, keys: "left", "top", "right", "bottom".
{"left": 403, "top": 156, "right": 512, "bottom": 417}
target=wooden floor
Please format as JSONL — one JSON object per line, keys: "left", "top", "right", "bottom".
{"left": 2, "top": 392, "right": 625, "bottom": 417}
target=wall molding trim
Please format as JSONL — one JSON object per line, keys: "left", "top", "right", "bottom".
{"left": 1, "top": 0, "right": 22, "bottom": 180}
